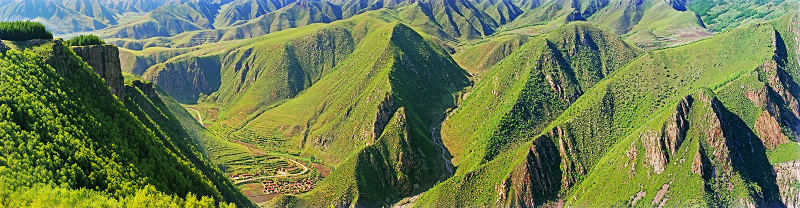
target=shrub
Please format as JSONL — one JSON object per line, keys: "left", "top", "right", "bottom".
{"left": 0, "top": 21, "right": 53, "bottom": 41}
{"left": 66, "top": 34, "right": 105, "bottom": 46}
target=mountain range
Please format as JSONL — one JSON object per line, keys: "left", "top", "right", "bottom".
{"left": 0, "top": 0, "right": 798, "bottom": 207}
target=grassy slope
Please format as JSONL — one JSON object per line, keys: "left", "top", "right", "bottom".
{"left": 141, "top": 13, "right": 405, "bottom": 133}
{"left": 452, "top": 34, "right": 529, "bottom": 76}
{"left": 688, "top": 0, "right": 791, "bottom": 32}
{"left": 496, "top": 0, "right": 707, "bottom": 49}
{"left": 442, "top": 22, "right": 641, "bottom": 174}
{"left": 567, "top": 14, "right": 800, "bottom": 206}
{"left": 253, "top": 22, "right": 470, "bottom": 207}
{"left": 417, "top": 16, "right": 780, "bottom": 207}
{"left": 98, "top": 1, "right": 220, "bottom": 39}
{"left": 233, "top": 21, "right": 470, "bottom": 162}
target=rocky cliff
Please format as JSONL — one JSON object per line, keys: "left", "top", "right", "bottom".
{"left": 71, "top": 44, "right": 125, "bottom": 101}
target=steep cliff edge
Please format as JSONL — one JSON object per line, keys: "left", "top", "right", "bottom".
{"left": 71, "top": 44, "right": 125, "bottom": 101}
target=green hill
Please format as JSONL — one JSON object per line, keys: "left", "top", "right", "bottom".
{"left": 137, "top": 16, "right": 472, "bottom": 206}
{"left": 452, "top": 34, "right": 529, "bottom": 76}
{"left": 688, "top": 0, "right": 791, "bottom": 32}
{"left": 0, "top": 39, "right": 251, "bottom": 207}
{"left": 213, "top": 0, "right": 298, "bottom": 28}
{"left": 262, "top": 21, "right": 470, "bottom": 207}
{"left": 417, "top": 13, "right": 800, "bottom": 207}
{"left": 0, "top": 0, "right": 108, "bottom": 34}
{"left": 410, "top": 22, "right": 640, "bottom": 206}
{"left": 99, "top": 1, "right": 219, "bottom": 39}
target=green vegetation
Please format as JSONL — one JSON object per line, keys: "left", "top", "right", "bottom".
{"left": 65, "top": 34, "right": 105, "bottom": 46}
{"left": 3, "top": 1, "right": 795, "bottom": 207}
{"left": 0, "top": 21, "right": 53, "bottom": 41}
{"left": 441, "top": 22, "right": 642, "bottom": 174}
{"left": 418, "top": 13, "right": 795, "bottom": 207}
{"left": 123, "top": 79, "right": 254, "bottom": 206}
{"left": 0, "top": 40, "right": 244, "bottom": 206}
{"left": 768, "top": 143, "right": 800, "bottom": 164}
{"left": 0, "top": 184, "right": 235, "bottom": 208}
{"left": 689, "top": 0, "right": 790, "bottom": 31}
{"left": 247, "top": 22, "right": 470, "bottom": 207}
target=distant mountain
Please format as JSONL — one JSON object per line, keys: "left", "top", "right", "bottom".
{"left": 0, "top": 0, "right": 108, "bottom": 33}
{"left": 213, "top": 0, "right": 297, "bottom": 28}
{"left": 100, "top": 1, "right": 220, "bottom": 39}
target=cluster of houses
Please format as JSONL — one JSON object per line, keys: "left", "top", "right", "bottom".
{"left": 262, "top": 178, "right": 317, "bottom": 194}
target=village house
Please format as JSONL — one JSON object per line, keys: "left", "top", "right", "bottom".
{"left": 241, "top": 173, "right": 253, "bottom": 179}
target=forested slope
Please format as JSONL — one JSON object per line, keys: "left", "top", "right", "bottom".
{"left": 0, "top": 39, "right": 251, "bottom": 207}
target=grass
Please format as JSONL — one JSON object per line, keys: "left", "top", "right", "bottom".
{"left": 92, "top": 2, "right": 800, "bottom": 206}
{"left": 419, "top": 17, "right": 781, "bottom": 207}
{"left": 441, "top": 22, "right": 642, "bottom": 174}
{"left": 768, "top": 143, "right": 800, "bottom": 164}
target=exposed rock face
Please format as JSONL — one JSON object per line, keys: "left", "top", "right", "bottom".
{"left": 755, "top": 110, "right": 791, "bottom": 149}
{"left": 698, "top": 91, "right": 733, "bottom": 178}
{"left": 498, "top": 137, "right": 562, "bottom": 207}
{"left": 642, "top": 95, "right": 692, "bottom": 174}
{"left": 131, "top": 80, "right": 157, "bottom": 100}
{"left": 774, "top": 161, "right": 800, "bottom": 208}
{"left": 145, "top": 56, "right": 221, "bottom": 103}
{"left": 373, "top": 93, "right": 397, "bottom": 141}
{"left": 691, "top": 144, "right": 709, "bottom": 175}
{"left": 71, "top": 44, "right": 125, "bottom": 101}
{"left": 45, "top": 39, "right": 74, "bottom": 76}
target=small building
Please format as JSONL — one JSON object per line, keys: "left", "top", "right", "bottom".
{"left": 241, "top": 173, "right": 252, "bottom": 179}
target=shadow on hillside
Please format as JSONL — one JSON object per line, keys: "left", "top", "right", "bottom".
{"left": 717, "top": 102, "right": 785, "bottom": 207}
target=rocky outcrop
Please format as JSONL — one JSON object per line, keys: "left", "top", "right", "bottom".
{"left": 131, "top": 80, "right": 157, "bottom": 100}
{"left": 755, "top": 110, "right": 792, "bottom": 149}
{"left": 691, "top": 144, "right": 709, "bottom": 176}
{"left": 498, "top": 137, "right": 562, "bottom": 207}
{"left": 71, "top": 44, "right": 125, "bottom": 101}
{"left": 698, "top": 91, "right": 734, "bottom": 178}
{"left": 774, "top": 161, "right": 800, "bottom": 208}
{"left": 145, "top": 56, "right": 221, "bottom": 103}
{"left": 641, "top": 95, "right": 692, "bottom": 174}
{"left": 351, "top": 108, "right": 432, "bottom": 206}
{"left": 372, "top": 93, "right": 397, "bottom": 141}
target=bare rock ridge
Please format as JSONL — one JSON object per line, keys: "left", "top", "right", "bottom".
{"left": 71, "top": 44, "right": 125, "bottom": 101}
{"left": 373, "top": 93, "right": 397, "bottom": 141}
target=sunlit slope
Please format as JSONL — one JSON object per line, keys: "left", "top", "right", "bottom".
{"left": 453, "top": 34, "right": 529, "bottom": 76}
{"left": 0, "top": 40, "right": 247, "bottom": 207}
{"left": 262, "top": 21, "right": 470, "bottom": 207}
{"left": 442, "top": 22, "right": 641, "bottom": 174}
{"left": 568, "top": 12, "right": 800, "bottom": 207}
{"left": 418, "top": 16, "right": 786, "bottom": 207}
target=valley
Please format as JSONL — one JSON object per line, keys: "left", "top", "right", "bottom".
{"left": 0, "top": 0, "right": 799, "bottom": 207}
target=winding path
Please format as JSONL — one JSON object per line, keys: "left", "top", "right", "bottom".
{"left": 186, "top": 108, "right": 204, "bottom": 126}
{"left": 233, "top": 159, "right": 309, "bottom": 185}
